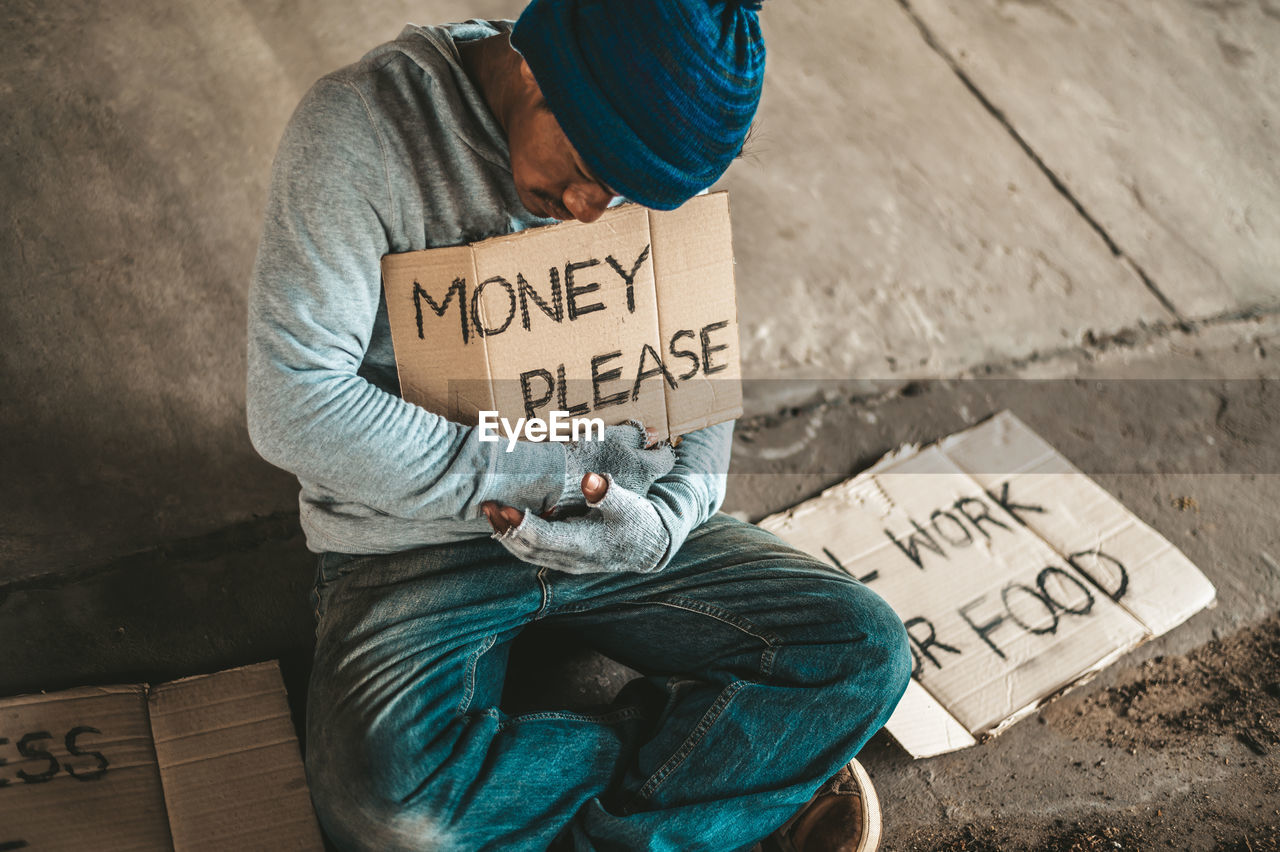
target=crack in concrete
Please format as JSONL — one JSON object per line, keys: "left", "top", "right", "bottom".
{"left": 740, "top": 302, "right": 1280, "bottom": 432}
{"left": 893, "top": 0, "right": 1188, "bottom": 324}
{"left": 966, "top": 303, "right": 1280, "bottom": 376}
{"left": 0, "top": 512, "right": 303, "bottom": 601}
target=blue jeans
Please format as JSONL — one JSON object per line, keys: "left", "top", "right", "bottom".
{"left": 305, "top": 514, "right": 911, "bottom": 852}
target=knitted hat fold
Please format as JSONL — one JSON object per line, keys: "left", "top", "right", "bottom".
{"left": 512, "top": 0, "right": 765, "bottom": 210}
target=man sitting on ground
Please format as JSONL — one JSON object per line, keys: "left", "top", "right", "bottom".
{"left": 247, "top": 1, "right": 912, "bottom": 849}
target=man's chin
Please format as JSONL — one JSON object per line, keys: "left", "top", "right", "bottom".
{"left": 522, "top": 193, "right": 570, "bottom": 221}
{"left": 517, "top": 191, "right": 549, "bottom": 220}
{"left": 537, "top": 203, "right": 567, "bottom": 221}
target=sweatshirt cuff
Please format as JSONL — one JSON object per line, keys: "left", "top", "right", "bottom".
{"left": 646, "top": 480, "right": 701, "bottom": 572}
{"left": 478, "top": 438, "right": 568, "bottom": 515}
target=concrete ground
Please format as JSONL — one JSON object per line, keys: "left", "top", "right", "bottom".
{"left": 2, "top": 0, "right": 1277, "bottom": 849}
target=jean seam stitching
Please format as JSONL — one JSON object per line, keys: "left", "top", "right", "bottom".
{"left": 536, "top": 566, "right": 552, "bottom": 618}
{"left": 458, "top": 634, "right": 497, "bottom": 715}
{"left": 311, "top": 556, "right": 328, "bottom": 623}
{"left": 620, "top": 594, "right": 783, "bottom": 806}
{"left": 621, "top": 596, "right": 782, "bottom": 676}
{"left": 496, "top": 706, "right": 643, "bottom": 732}
{"left": 657, "top": 595, "right": 779, "bottom": 641}
{"left": 635, "top": 679, "right": 747, "bottom": 802}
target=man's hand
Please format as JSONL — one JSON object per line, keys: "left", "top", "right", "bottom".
{"left": 482, "top": 472, "right": 671, "bottom": 575}
{"left": 482, "top": 471, "right": 609, "bottom": 533}
{"left": 558, "top": 422, "right": 675, "bottom": 510}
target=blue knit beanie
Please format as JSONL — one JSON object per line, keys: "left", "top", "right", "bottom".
{"left": 510, "top": 0, "right": 766, "bottom": 211}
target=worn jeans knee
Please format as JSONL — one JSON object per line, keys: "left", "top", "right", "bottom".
{"left": 845, "top": 580, "right": 912, "bottom": 685}
{"left": 307, "top": 704, "right": 489, "bottom": 852}
{"left": 307, "top": 745, "right": 444, "bottom": 852}
{"left": 769, "top": 576, "right": 912, "bottom": 756}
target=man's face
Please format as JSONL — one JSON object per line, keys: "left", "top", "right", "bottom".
{"left": 506, "top": 64, "right": 617, "bottom": 223}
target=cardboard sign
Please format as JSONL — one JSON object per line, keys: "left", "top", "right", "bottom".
{"left": 382, "top": 192, "right": 742, "bottom": 440}
{"left": 759, "top": 411, "right": 1216, "bottom": 758}
{"left": 0, "top": 685, "right": 171, "bottom": 850}
{"left": 0, "top": 662, "right": 323, "bottom": 851}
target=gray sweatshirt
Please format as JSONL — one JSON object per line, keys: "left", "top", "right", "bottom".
{"left": 246, "top": 20, "right": 729, "bottom": 556}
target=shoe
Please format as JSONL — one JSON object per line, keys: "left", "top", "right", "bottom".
{"left": 757, "top": 758, "right": 882, "bottom": 852}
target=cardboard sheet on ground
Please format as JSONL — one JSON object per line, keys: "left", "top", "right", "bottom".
{"left": 382, "top": 192, "right": 742, "bottom": 441}
{"left": 0, "top": 661, "right": 322, "bottom": 851}
{"left": 759, "top": 411, "right": 1216, "bottom": 758}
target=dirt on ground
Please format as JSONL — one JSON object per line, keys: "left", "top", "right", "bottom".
{"left": 904, "top": 821, "right": 1280, "bottom": 851}
{"left": 1046, "top": 612, "right": 1280, "bottom": 758}
{"left": 898, "top": 613, "right": 1280, "bottom": 851}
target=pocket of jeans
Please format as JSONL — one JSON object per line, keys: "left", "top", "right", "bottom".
{"left": 312, "top": 552, "right": 367, "bottom": 623}
{"left": 311, "top": 555, "right": 329, "bottom": 623}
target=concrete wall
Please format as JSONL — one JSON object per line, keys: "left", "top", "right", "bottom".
{"left": 1, "top": 1, "right": 525, "bottom": 580}
{"left": 5, "top": 0, "right": 1273, "bottom": 582}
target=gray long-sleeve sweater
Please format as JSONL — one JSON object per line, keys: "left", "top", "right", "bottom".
{"left": 246, "top": 19, "right": 730, "bottom": 556}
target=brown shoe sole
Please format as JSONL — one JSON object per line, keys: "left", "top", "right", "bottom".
{"left": 844, "top": 758, "right": 881, "bottom": 852}
{"left": 769, "top": 758, "right": 883, "bottom": 852}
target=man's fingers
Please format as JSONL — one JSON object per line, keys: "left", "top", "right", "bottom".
{"left": 633, "top": 421, "right": 658, "bottom": 448}
{"left": 481, "top": 502, "right": 504, "bottom": 532}
{"left": 482, "top": 501, "right": 525, "bottom": 533}
{"left": 622, "top": 419, "right": 656, "bottom": 449}
{"left": 581, "top": 471, "right": 609, "bottom": 503}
